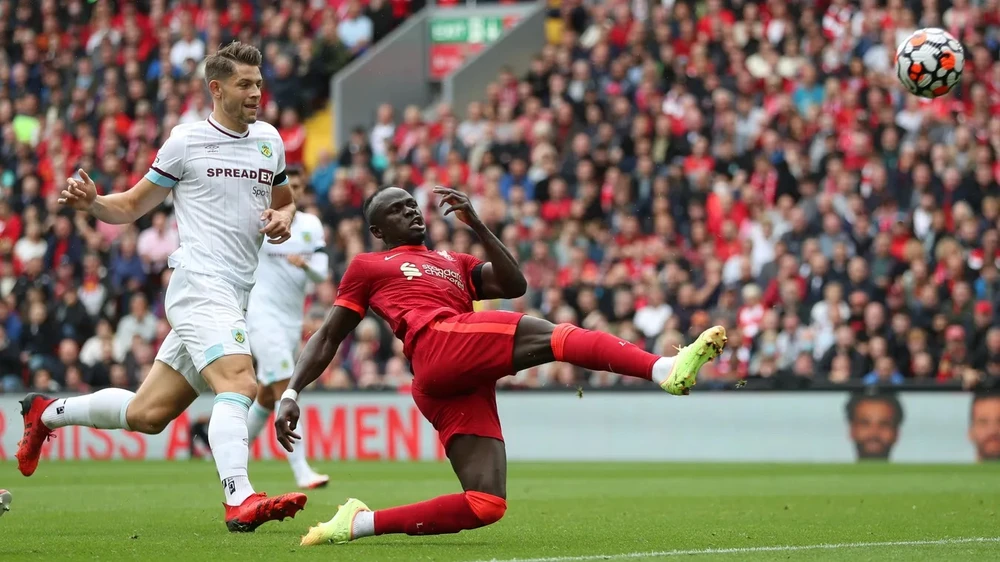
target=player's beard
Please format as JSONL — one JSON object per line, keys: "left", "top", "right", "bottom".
{"left": 855, "top": 439, "right": 892, "bottom": 460}
{"left": 224, "top": 94, "right": 256, "bottom": 125}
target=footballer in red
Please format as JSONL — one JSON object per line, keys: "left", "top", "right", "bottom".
{"left": 277, "top": 186, "right": 727, "bottom": 546}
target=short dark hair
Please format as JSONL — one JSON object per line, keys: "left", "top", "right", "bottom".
{"left": 204, "top": 41, "right": 262, "bottom": 85}
{"left": 845, "top": 389, "right": 904, "bottom": 427}
{"left": 971, "top": 390, "right": 1000, "bottom": 421}
{"left": 362, "top": 190, "right": 382, "bottom": 225}
{"left": 285, "top": 165, "right": 304, "bottom": 178}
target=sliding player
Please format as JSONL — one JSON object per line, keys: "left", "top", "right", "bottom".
{"left": 275, "top": 186, "right": 726, "bottom": 545}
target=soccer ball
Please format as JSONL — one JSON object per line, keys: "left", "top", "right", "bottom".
{"left": 895, "top": 28, "right": 964, "bottom": 98}
{"left": 0, "top": 489, "right": 11, "bottom": 518}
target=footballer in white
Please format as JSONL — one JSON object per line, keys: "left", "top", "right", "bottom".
{"left": 246, "top": 167, "right": 330, "bottom": 489}
{"left": 18, "top": 41, "right": 308, "bottom": 533}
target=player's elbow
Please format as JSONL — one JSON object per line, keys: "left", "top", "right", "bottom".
{"left": 503, "top": 276, "right": 527, "bottom": 299}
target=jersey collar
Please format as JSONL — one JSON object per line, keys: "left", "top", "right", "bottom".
{"left": 384, "top": 245, "right": 427, "bottom": 253}
{"left": 207, "top": 113, "right": 250, "bottom": 139}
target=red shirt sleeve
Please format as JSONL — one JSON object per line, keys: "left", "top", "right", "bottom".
{"left": 455, "top": 252, "right": 486, "bottom": 301}
{"left": 334, "top": 258, "right": 370, "bottom": 317}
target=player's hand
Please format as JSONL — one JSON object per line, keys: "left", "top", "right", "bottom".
{"left": 58, "top": 169, "right": 98, "bottom": 211}
{"left": 287, "top": 254, "right": 307, "bottom": 268}
{"left": 260, "top": 208, "right": 292, "bottom": 244}
{"left": 275, "top": 398, "right": 302, "bottom": 453}
{"left": 434, "top": 186, "right": 482, "bottom": 227}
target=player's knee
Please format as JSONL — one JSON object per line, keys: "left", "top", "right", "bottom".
{"left": 205, "top": 359, "right": 258, "bottom": 399}
{"left": 128, "top": 407, "right": 173, "bottom": 435}
{"left": 255, "top": 385, "right": 275, "bottom": 409}
{"left": 465, "top": 491, "right": 507, "bottom": 526}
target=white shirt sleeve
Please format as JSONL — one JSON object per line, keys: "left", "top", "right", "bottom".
{"left": 145, "top": 133, "right": 186, "bottom": 188}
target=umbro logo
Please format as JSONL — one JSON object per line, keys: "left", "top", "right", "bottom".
{"left": 206, "top": 144, "right": 220, "bottom": 153}
{"left": 400, "top": 262, "right": 422, "bottom": 280}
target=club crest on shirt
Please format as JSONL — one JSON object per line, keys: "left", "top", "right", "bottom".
{"left": 232, "top": 329, "right": 246, "bottom": 344}
{"left": 437, "top": 250, "right": 456, "bottom": 261}
{"left": 400, "top": 262, "right": 422, "bottom": 280}
{"left": 303, "top": 232, "right": 313, "bottom": 243}
{"left": 258, "top": 141, "right": 273, "bottom": 159}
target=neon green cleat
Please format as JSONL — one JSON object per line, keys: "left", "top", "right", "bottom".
{"left": 661, "top": 325, "right": 727, "bottom": 396}
{"left": 300, "top": 498, "right": 370, "bottom": 546}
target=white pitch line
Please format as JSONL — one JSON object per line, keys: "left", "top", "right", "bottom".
{"left": 472, "top": 536, "right": 1000, "bottom": 562}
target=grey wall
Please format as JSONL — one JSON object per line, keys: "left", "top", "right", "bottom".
{"left": 331, "top": 2, "right": 546, "bottom": 150}
{"left": 331, "top": 10, "right": 433, "bottom": 149}
{"left": 442, "top": 3, "right": 547, "bottom": 114}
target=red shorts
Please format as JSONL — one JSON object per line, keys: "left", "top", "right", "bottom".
{"left": 409, "top": 310, "right": 525, "bottom": 449}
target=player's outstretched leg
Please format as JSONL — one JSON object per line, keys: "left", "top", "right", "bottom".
{"left": 301, "top": 436, "right": 506, "bottom": 546}
{"left": 247, "top": 381, "right": 329, "bottom": 489}
{"left": 16, "top": 363, "right": 198, "bottom": 476}
{"left": 513, "top": 316, "right": 727, "bottom": 396}
{"left": 202, "top": 355, "right": 308, "bottom": 532}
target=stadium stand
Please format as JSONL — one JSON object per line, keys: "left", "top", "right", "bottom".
{"left": 1, "top": 0, "right": 999, "bottom": 395}
{"left": 0, "top": 0, "right": 419, "bottom": 393}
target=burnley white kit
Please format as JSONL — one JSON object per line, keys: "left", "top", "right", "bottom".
{"left": 148, "top": 114, "right": 289, "bottom": 394}
{"left": 246, "top": 212, "right": 328, "bottom": 385}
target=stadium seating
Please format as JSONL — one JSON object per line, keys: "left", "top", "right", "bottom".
{"left": 1, "top": 0, "right": 999, "bottom": 395}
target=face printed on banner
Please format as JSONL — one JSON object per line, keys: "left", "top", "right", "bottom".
{"left": 969, "top": 395, "right": 1000, "bottom": 462}
{"left": 847, "top": 396, "right": 903, "bottom": 461}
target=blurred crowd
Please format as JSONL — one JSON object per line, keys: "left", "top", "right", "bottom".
{"left": 311, "top": 0, "right": 1000, "bottom": 392}
{"left": 2, "top": 0, "right": 1000, "bottom": 395}
{"left": 0, "top": 0, "right": 418, "bottom": 393}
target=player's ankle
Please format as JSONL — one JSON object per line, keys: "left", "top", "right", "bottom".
{"left": 353, "top": 510, "right": 375, "bottom": 539}
{"left": 651, "top": 356, "right": 675, "bottom": 386}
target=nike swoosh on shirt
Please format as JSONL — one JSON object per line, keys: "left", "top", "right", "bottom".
{"left": 384, "top": 253, "right": 403, "bottom": 261}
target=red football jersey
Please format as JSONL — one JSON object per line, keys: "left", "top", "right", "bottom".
{"left": 334, "top": 245, "right": 485, "bottom": 357}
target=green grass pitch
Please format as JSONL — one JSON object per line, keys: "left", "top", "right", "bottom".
{"left": 1, "top": 461, "right": 999, "bottom": 561}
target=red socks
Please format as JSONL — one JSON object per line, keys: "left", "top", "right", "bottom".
{"left": 374, "top": 491, "right": 506, "bottom": 536}
{"left": 551, "top": 323, "right": 657, "bottom": 381}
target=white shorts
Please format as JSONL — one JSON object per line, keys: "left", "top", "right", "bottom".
{"left": 155, "top": 268, "right": 252, "bottom": 395}
{"left": 247, "top": 318, "right": 301, "bottom": 386}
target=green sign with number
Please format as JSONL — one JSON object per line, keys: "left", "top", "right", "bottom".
{"left": 428, "top": 15, "right": 521, "bottom": 79}
{"left": 430, "top": 17, "right": 506, "bottom": 44}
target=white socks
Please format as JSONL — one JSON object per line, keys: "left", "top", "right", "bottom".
{"left": 352, "top": 510, "right": 375, "bottom": 539}
{"left": 210, "top": 392, "right": 256, "bottom": 506}
{"left": 651, "top": 356, "right": 677, "bottom": 386}
{"left": 246, "top": 401, "right": 270, "bottom": 442}
{"left": 247, "top": 399, "right": 315, "bottom": 483}
{"left": 41, "top": 389, "right": 135, "bottom": 430}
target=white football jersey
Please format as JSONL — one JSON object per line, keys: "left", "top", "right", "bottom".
{"left": 247, "top": 212, "right": 328, "bottom": 332}
{"left": 144, "top": 114, "right": 289, "bottom": 289}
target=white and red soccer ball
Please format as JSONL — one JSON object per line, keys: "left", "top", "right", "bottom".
{"left": 0, "top": 489, "right": 10, "bottom": 518}
{"left": 895, "top": 27, "right": 965, "bottom": 98}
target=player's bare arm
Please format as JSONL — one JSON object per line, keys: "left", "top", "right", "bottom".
{"left": 287, "top": 253, "right": 329, "bottom": 283}
{"left": 260, "top": 183, "right": 295, "bottom": 244}
{"left": 434, "top": 186, "right": 527, "bottom": 299}
{"left": 59, "top": 169, "right": 169, "bottom": 224}
{"left": 275, "top": 305, "right": 361, "bottom": 451}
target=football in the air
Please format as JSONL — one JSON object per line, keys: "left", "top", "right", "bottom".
{"left": 895, "top": 27, "right": 964, "bottom": 98}
{"left": 0, "top": 489, "right": 11, "bottom": 518}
